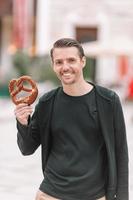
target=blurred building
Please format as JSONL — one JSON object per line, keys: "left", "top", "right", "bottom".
{"left": 0, "top": 0, "right": 133, "bottom": 96}
{"left": 0, "top": 0, "right": 35, "bottom": 82}
{"left": 35, "top": 0, "right": 133, "bottom": 99}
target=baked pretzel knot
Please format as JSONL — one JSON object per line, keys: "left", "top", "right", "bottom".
{"left": 8, "top": 75, "right": 38, "bottom": 105}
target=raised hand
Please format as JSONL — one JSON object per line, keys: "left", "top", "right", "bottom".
{"left": 14, "top": 103, "right": 33, "bottom": 125}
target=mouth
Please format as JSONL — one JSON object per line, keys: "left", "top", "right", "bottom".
{"left": 62, "top": 73, "right": 73, "bottom": 81}
{"left": 62, "top": 73, "right": 72, "bottom": 77}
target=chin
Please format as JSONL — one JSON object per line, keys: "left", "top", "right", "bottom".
{"left": 62, "top": 79, "right": 76, "bottom": 85}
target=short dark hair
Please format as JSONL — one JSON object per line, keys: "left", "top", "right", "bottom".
{"left": 50, "top": 38, "right": 85, "bottom": 60}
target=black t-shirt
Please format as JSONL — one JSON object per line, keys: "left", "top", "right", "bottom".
{"left": 40, "top": 87, "right": 107, "bottom": 200}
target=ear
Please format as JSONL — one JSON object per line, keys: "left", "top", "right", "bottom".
{"left": 81, "top": 56, "right": 86, "bottom": 69}
{"left": 51, "top": 60, "right": 54, "bottom": 69}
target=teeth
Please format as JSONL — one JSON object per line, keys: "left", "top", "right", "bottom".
{"left": 63, "top": 73, "right": 71, "bottom": 76}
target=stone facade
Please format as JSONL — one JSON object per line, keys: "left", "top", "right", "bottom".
{"left": 48, "top": 0, "right": 103, "bottom": 42}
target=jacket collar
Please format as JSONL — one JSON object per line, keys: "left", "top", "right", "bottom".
{"left": 88, "top": 81, "right": 115, "bottom": 102}
{"left": 39, "top": 82, "right": 114, "bottom": 103}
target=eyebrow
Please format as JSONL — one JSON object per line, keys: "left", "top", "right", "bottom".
{"left": 55, "top": 56, "right": 77, "bottom": 60}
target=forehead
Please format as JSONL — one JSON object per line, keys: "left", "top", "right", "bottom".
{"left": 52, "top": 47, "right": 80, "bottom": 59}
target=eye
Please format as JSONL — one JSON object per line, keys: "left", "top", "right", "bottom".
{"left": 55, "top": 60, "right": 63, "bottom": 65}
{"left": 68, "top": 58, "right": 76, "bottom": 63}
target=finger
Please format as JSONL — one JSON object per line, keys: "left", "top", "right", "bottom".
{"left": 17, "top": 112, "right": 31, "bottom": 120}
{"left": 16, "top": 114, "right": 30, "bottom": 125}
{"left": 15, "top": 105, "right": 33, "bottom": 113}
{"left": 14, "top": 104, "right": 33, "bottom": 114}
{"left": 15, "top": 105, "right": 33, "bottom": 111}
{"left": 15, "top": 103, "right": 28, "bottom": 109}
{"left": 15, "top": 108, "right": 33, "bottom": 118}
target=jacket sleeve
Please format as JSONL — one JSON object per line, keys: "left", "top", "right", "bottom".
{"left": 113, "top": 93, "right": 129, "bottom": 200}
{"left": 17, "top": 104, "right": 41, "bottom": 155}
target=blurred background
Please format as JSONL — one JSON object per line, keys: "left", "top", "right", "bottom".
{"left": 0, "top": 0, "right": 133, "bottom": 199}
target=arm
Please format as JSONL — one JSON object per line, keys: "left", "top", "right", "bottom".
{"left": 113, "top": 94, "right": 129, "bottom": 200}
{"left": 15, "top": 103, "right": 41, "bottom": 155}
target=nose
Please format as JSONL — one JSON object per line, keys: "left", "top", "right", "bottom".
{"left": 62, "top": 61, "right": 69, "bottom": 71}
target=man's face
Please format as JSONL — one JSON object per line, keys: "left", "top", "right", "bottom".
{"left": 52, "top": 47, "right": 86, "bottom": 85}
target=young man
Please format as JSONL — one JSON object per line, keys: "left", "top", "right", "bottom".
{"left": 15, "top": 38, "right": 128, "bottom": 200}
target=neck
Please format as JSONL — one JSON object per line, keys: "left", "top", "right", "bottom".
{"left": 62, "top": 80, "right": 93, "bottom": 96}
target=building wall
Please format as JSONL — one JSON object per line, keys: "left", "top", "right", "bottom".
{"left": 49, "top": 0, "right": 103, "bottom": 42}
{"left": 35, "top": 0, "right": 132, "bottom": 86}
{"left": 35, "top": 0, "right": 104, "bottom": 54}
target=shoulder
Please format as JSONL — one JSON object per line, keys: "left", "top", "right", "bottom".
{"left": 95, "top": 84, "right": 118, "bottom": 101}
{"left": 34, "top": 87, "right": 60, "bottom": 113}
{"left": 38, "top": 87, "right": 60, "bottom": 103}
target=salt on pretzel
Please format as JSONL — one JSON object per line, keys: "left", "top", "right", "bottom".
{"left": 8, "top": 75, "right": 38, "bottom": 105}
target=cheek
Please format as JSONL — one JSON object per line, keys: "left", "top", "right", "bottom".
{"left": 53, "top": 66, "right": 58, "bottom": 73}
{"left": 74, "top": 65, "right": 83, "bottom": 73}
{"left": 53, "top": 67, "right": 56, "bottom": 73}
{"left": 53, "top": 67, "right": 62, "bottom": 76}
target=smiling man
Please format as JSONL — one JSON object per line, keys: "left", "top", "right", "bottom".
{"left": 14, "top": 38, "right": 128, "bottom": 200}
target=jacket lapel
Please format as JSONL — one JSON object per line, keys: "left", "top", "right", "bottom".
{"left": 95, "top": 86, "right": 117, "bottom": 192}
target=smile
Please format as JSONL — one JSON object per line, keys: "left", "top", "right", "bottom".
{"left": 63, "top": 73, "right": 71, "bottom": 76}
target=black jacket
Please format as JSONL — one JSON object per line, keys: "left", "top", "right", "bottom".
{"left": 17, "top": 83, "right": 129, "bottom": 200}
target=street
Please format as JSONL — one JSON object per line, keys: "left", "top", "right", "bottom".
{"left": 0, "top": 99, "right": 42, "bottom": 200}
{"left": 0, "top": 98, "right": 133, "bottom": 200}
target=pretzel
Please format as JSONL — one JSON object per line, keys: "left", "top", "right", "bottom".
{"left": 8, "top": 75, "right": 38, "bottom": 105}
